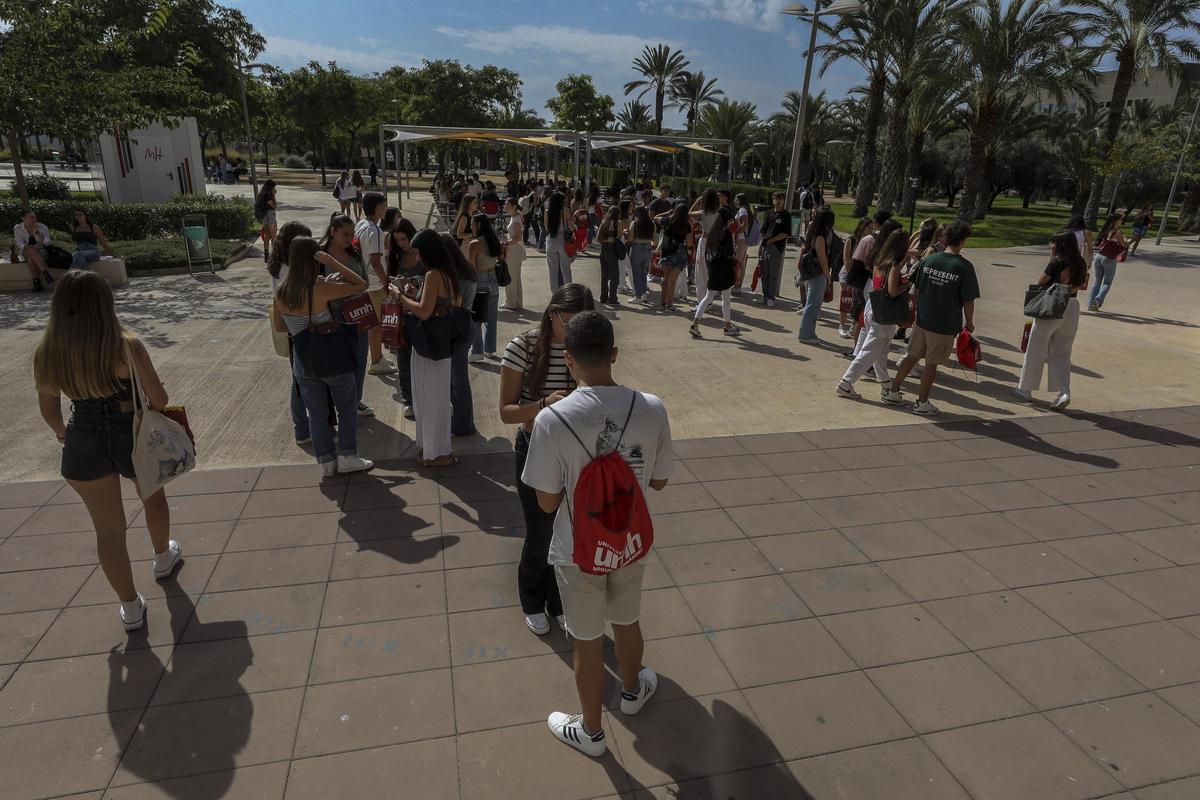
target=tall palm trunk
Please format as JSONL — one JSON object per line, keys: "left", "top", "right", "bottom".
{"left": 958, "top": 106, "right": 998, "bottom": 222}
{"left": 1071, "top": 171, "right": 1092, "bottom": 215}
{"left": 877, "top": 89, "right": 911, "bottom": 213}
{"left": 854, "top": 73, "right": 886, "bottom": 218}
{"left": 1180, "top": 179, "right": 1200, "bottom": 232}
{"left": 655, "top": 88, "right": 665, "bottom": 135}
{"left": 976, "top": 151, "right": 996, "bottom": 220}
{"left": 1085, "top": 53, "right": 1136, "bottom": 228}
{"left": 900, "top": 129, "right": 925, "bottom": 218}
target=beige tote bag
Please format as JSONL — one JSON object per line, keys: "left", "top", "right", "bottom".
{"left": 127, "top": 343, "right": 196, "bottom": 499}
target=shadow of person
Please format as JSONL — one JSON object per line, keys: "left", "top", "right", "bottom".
{"left": 108, "top": 584, "right": 253, "bottom": 799}
{"left": 603, "top": 674, "right": 814, "bottom": 799}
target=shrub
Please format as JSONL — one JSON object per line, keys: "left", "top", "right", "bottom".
{"left": 12, "top": 174, "right": 71, "bottom": 200}
{"left": 0, "top": 196, "right": 255, "bottom": 239}
{"left": 281, "top": 154, "right": 307, "bottom": 169}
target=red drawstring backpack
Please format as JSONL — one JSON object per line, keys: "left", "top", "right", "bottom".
{"left": 548, "top": 393, "right": 654, "bottom": 575}
{"left": 956, "top": 328, "right": 982, "bottom": 370}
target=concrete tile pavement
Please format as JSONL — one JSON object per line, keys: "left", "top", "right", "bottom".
{"left": 0, "top": 409, "right": 1199, "bottom": 798}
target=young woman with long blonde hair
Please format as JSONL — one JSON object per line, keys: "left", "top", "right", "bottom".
{"left": 34, "top": 272, "right": 182, "bottom": 632}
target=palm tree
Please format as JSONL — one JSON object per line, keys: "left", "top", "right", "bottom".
{"left": 899, "top": 76, "right": 962, "bottom": 216}
{"left": 698, "top": 99, "right": 758, "bottom": 181}
{"left": 817, "top": 0, "right": 893, "bottom": 217}
{"left": 952, "top": 0, "right": 1090, "bottom": 222}
{"left": 623, "top": 44, "right": 689, "bottom": 135}
{"left": 614, "top": 100, "right": 655, "bottom": 134}
{"left": 668, "top": 70, "right": 723, "bottom": 134}
{"left": 1077, "top": 0, "right": 1200, "bottom": 226}
{"left": 770, "top": 90, "right": 835, "bottom": 186}
{"left": 876, "top": 0, "right": 963, "bottom": 212}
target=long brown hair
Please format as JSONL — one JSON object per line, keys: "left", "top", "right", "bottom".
{"left": 34, "top": 271, "right": 136, "bottom": 399}
{"left": 268, "top": 221, "right": 312, "bottom": 280}
{"left": 523, "top": 283, "right": 595, "bottom": 397}
{"left": 875, "top": 229, "right": 911, "bottom": 273}
{"left": 277, "top": 237, "right": 322, "bottom": 309}
{"left": 1050, "top": 229, "right": 1087, "bottom": 287}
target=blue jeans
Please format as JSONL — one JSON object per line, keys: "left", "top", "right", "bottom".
{"left": 472, "top": 271, "right": 499, "bottom": 355}
{"left": 349, "top": 326, "right": 368, "bottom": 402}
{"left": 71, "top": 243, "right": 101, "bottom": 270}
{"left": 292, "top": 354, "right": 358, "bottom": 463}
{"left": 286, "top": 337, "right": 309, "bottom": 439}
{"left": 799, "top": 272, "right": 828, "bottom": 340}
{"left": 629, "top": 243, "right": 651, "bottom": 298}
{"left": 1089, "top": 254, "right": 1117, "bottom": 308}
{"left": 451, "top": 341, "right": 475, "bottom": 436}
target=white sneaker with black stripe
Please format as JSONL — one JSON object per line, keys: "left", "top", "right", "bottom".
{"left": 547, "top": 712, "right": 606, "bottom": 757}
{"left": 619, "top": 667, "right": 658, "bottom": 715}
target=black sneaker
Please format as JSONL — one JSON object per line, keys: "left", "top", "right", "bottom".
{"left": 32, "top": 278, "right": 44, "bottom": 292}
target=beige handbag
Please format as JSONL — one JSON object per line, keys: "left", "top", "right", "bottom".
{"left": 127, "top": 343, "right": 196, "bottom": 499}
{"left": 270, "top": 303, "right": 290, "bottom": 358}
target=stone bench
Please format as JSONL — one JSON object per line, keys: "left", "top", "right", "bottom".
{"left": 0, "top": 257, "right": 128, "bottom": 291}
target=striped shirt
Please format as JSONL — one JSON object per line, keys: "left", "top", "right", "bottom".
{"left": 501, "top": 331, "right": 575, "bottom": 403}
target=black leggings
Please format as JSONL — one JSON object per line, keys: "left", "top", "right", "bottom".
{"left": 600, "top": 243, "right": 619, "bottom": 302}
{"left": 514, "top": 428, "right": 562, "bottom": 616}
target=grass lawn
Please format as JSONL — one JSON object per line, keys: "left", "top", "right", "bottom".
{"left": 821, "top": 195, "right": 1189, "bottom": 249}
{"left": 1, "top": 229, "right": 253, "bottom": 272}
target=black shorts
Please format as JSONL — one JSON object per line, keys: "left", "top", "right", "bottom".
{"left": 61, "top": 412, "right": 136, "bottom": 482}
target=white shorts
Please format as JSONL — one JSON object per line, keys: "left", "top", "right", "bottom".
{"left": 554, "top": 562, "right": 647, "bottom": 641}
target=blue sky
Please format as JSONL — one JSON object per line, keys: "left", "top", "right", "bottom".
{"left": 230, "top": 0, "right": 865, "bottom": 127}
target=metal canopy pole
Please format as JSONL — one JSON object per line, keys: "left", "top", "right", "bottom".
{"left": 379, "top": 127, "right": 388, "bottom": 203}
{"left": 1157, "top": 92, "right": 1200, "bottom": 245}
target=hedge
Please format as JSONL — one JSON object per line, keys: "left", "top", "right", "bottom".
{"left": 0, "top": 196, "right": 255, "bottom": 239}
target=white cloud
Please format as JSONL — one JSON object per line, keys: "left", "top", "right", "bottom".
{"left": 434, "top": 24, "right": 686, "bottom": 73}
{"left": 644, "top": 0, "right": 792, "bottom": 32}
{"left": 260, "top": 34, "right": 413, "bottom": 74}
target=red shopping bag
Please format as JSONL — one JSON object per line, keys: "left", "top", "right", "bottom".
{"left": 899, "top": 294, "right": 917, "bottom": 329}
{"left": 1020, "top": 321, "right": 1032, "bottom": 353}
{"left": 956, "top": 329, "right": 982, "bottom": 370}
{"left": 380, "top": 300, "right": 405, "bottom": 347}
{"left": 341, "top": 293, "right": 379, "bottom": 331}
{"left": 750, "top": 264, "right": 762, "bottom": 291}
{"left": 649, "top": 250, "right": 664, "bottom": 278}
{"left": 839, "top": 285, "right": 854, "bottom": 314}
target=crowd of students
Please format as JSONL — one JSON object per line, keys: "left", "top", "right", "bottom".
{"left": 25, "top": 164, "right": 1163, "bottom": 763}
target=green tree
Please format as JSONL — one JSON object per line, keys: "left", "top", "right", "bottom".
{"left": 546, "top": 74, "right": 615, "bottom": 132}
{"left": 615, "top": 101, "right": 655, "bottom": 134}
{"left": 623, "top": 44, "right": 690, "bottom": 135}
{"left": 817, "top": 0, "right": 893, "bottom": 217}
{"left": 900, "top": 77, "right": 961, "bottom": 216}
{"left": 277, "top": 62, "right": 342, "bottom": 183}
{"left": 952, "top": 0, "right": 1089, "bottom": 222}
{"left": 396, "top": 60, "right": 523, "bottom": 128}
{"left": 668, "top": 71, "right": 723, "bottom": 135}
{"left": 770, "top": 91, "right": 836, "bottom": 186}
{"left": 698, "top": 100, "right": 758, "bottom": 180}
{"left": 1077, "top": 0, "right": 1200, "bottom": 226}
{"left": 876, "top": 0, "right": 963, "bottom": 212}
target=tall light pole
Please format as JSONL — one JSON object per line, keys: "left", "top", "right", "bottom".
{"left": 1156, "top": 91, "right": 1200, "bottom": 246}
{"left": 237, "top": 60, "right": 270, "bottom": 197}
{"left": 781, "top": 0, "right": 861, "bottom": 213}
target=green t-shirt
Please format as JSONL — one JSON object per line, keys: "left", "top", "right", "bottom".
{"left": 912, "top": 251, "right": 980, "bottom": 336}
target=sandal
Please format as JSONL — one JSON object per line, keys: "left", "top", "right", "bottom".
{"left": 689, "top": 323, "right": 702, "bottom": 339}
{"left": 420, "top": 454, "right": 458, "bottom": 468}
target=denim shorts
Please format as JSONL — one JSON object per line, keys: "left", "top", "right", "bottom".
{"left": 61, "top": 409, "right": 136, "bottom": 481}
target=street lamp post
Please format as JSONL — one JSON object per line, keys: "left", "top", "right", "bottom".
{"left": 237, "top": 60, "right": 270, "bottom": 198}
{"left": 781, "top": 0, "right": 861, "bottom": 213}
{"left": 1156, "top": 91, "right": 1200, "bottom": 246}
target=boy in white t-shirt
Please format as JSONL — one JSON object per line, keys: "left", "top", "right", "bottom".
{"left": 354, "top": 192, "right": 394, "bottom": 377}
{"left": 522, "top": 310, "right": 673, "bottom": 757}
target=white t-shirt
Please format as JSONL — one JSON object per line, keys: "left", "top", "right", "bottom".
{"left": 337, "top": 178, "right": 356, "bottom": 201}
{"left": 354, "top": 218, "right": 385, "bottom": 291}
{"left": 521, "top": 385, "right": 674, "bottom": 567}
{"left": 13, "top": 222, "right": 50, "bottom": 253}
{"left": 735, "top": 207, "right": 749, "bottom": 240}
{"left": 466, "top": 182, "right": 482, "bottom": 198}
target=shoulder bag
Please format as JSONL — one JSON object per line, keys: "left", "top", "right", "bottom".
{"left": 126, "top": 342, "right": 196, "bottom": 499}
{"left": 1023, "top": 282, "right": 1070, "bottom": 320}
{"left": 495, "top": 256, "right": 512, "bottom": 287}
{"left": 405, "top": 283, "right": 472, "bottom": 361}
{"left": 869, "top": 284, "right": 912, "bottom": 326}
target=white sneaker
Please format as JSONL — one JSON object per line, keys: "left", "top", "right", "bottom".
{"left": 320, "top": 460, "right": 337, "bottom": 478}
{"left": 881, "top": 387, "right": 905, "bottom": 405}
{"left": 337, "top": 455, "right": 374, "bottom": 474}
{"left": 152, "top": 540, "right": 183, "bottom": 580}
{"left": 555, "top": 614, "right": 570, "bottom": 637}
{"left": 912, "top": 400, "right": 940, "bottom": 416}
{"left": 1051, "top": 392, "right": 1071, "bottom": 411}
{"left": 1011, "top": 388, "right": 1033, "bottom": 402}
{"left": 836, "top": 381, "right": 861, "bottom": 399}
{"left": 468, "top": 353, "right": 485, "bottom": 363}
{"left": 525, "top": 612, "right": 550, "bottom": 636}
{"left": 837, "top": 326, "right": 852, "bottom": 339}
{"left": 764, "top": 299, "right": 776, "bottom": 308}
{"left": 367, "top": 359, "right": 396, "bottom": 375}
{"left": 402, "top": 404, "right": 415, "bottom": 420}
{"left": 120, "top": 594, "right": 146, "bottom": 632}
{"left": 356, "top": 402, "right": 375, "bottom": 417}
{"left": 620, "top": 667, "right": 658, "bottom": 715}
{"left": 547, "top": 712, "right": 606, "bottom": 757}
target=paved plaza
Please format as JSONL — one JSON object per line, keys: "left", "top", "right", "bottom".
{"left": 2, "top": 410, "right": 1200, "bottom": 798}
{"left": 3, "top": 183, "right": 1200, "bottom": 798}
